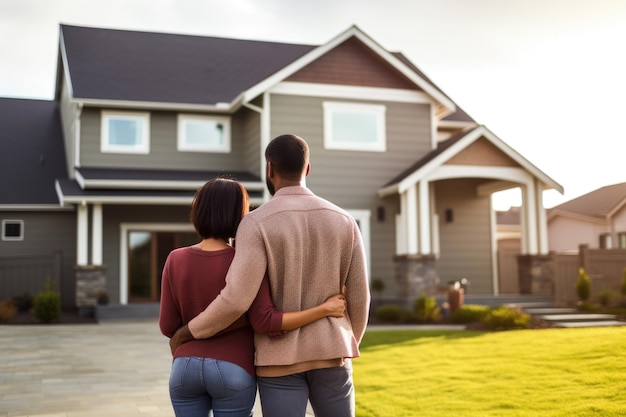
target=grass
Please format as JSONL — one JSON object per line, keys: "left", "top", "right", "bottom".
{"left": 354, "top": 327, "right": 626, "bottom": 416}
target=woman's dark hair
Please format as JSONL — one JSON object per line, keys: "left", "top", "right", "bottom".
{"left": 190, "top": 178, "right": 249, "bottom": 241}
{"left": 265, "top": 134, "right": 309, "bottom": 181}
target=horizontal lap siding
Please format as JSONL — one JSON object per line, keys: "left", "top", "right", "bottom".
{"left": 270, "top": 94, "right": 431, "bottom": 291}
{"left": 435, "top": 179, "right": 493, "bottom": 293}
{"left": 79, "top": 108, "right": 249, "bottom": 172}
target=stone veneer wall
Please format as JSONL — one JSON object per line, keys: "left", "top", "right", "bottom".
{"left": 517, "top": 254, "right": 554, "bottom": 295}
{"left": 75, "top": 265, "right": 107, "bottom": 312}
{"left": 394, "top": 254, "right": 439, "bottom": 303}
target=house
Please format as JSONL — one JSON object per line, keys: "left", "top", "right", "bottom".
{"left": 0, "top": 24, "right": 563, "bottom": 311}
{"left": 548, "top": 182, "right": 626, "bottom": 252}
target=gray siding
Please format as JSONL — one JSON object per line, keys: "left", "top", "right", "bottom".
{"left": 269, "top": 94, "right": 432, "bottom": 293}
{"left": 59, "top": 78, "right": 77, "bottom": 176}
{"left": 79, "top": 108, "right": 252, "bottom": 172}
{"left": 0, "top": 210, "right": 77, "bottom": 307}
{"left": 237, "top": 108, "right": 262, "bottom": 177}
{"left": 435, "top": 179, "right": 493, "bottom": 293}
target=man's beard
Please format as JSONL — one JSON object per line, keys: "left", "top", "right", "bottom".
{"left": 266, "top": 175, "right": 275, "bottom": 196}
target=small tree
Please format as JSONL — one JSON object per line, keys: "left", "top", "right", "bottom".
{"left": 371, "top": 278, "right": 385, "bottom": 298}
{"left": 32, "top": 278, "right": 61, "bottom": 323}
{"left": 621, "top": 267, "right": 626, "bottom": 298}
{"left": 414, "top": 294, "right": 441, "bottom": 323}
{"left": 576, "top": 267, "right": 591, "bottom": 303}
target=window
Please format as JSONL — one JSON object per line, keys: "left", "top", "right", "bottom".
{"left": 2, "top": 219, "right": 24, "bottom": 241}
{"left": 177, "top": 114, "right": 231, "bottom": 153}
{"left": 618, "top": 232, "right": 626, "bottom": 249}
{"left": 101, "top": 111, "right": 150, "bottom": 154}
{"left": 599, "top": 233, "right": 612, "bottom": 249}
{"left": 323, "top": 102, "right": 386, "bottom": 152}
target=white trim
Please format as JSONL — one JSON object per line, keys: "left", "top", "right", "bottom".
{"left": 406, "top": 184, "right": 418, "bottom": 254}
{"left": 1, "top": 219, "right": 24, "bottom": 241}
{"left": 271, "top": 82, "right": 432, "bottom": 104}
{"left": 100, "top": 110, "right": 150, "bottom": 154}
{"left": 74, "top": 111, "right": 81, "bottom": 168}
{"left": 177, "top": 114, "right": 231, "bottom": 153}
{"left": 77, "top": 204, "right": 88, "bottom": 265}
{"left": 73, "top": 98, "right": 234, "bottom": 112}
{"left": 323, "top": 101, "right": 386, "bottom": 152}
{"left": 58, "top": 195, "right": 265, "bottom": 207}
{"left": 418, "top": 181, "right": 431, "bottom": 254}
{"left": 490, "top": 208, "right": 500, "bottom": 295}
{"left": 260, "top": 93, "right": 271, "bottom": 202}
{"left": 91, "top": 204, "right": 103, "bottom": 265}
{"left": 0, "top": 205, "right": 73, "bottom": 211}
{"left": 346, "top": 209, "right": 371, "bottom": 278}
{"left": 76, "top": 177, "right": 265, "bottom": 191}
{"left": 119, "top": 223, "right": 195, "bottom": 305}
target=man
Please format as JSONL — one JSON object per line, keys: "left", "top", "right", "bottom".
{"left": 170, "top": 133, "right": 370, "bottom": 417}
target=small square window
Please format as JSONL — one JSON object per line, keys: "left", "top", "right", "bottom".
{"left": 323, "top": 102, "right": 386, "bottom": 152}
{"left": 101, "top": 111, "right": 150, "bottom": 154}
{"left": 2, "top": 220, "right": 24, "bottom": 241}
{"left": 177, "top": 114, "right": 231, "bottom": 153}
{"left": 599, "top": 233, "right": 612, "bottom": 249}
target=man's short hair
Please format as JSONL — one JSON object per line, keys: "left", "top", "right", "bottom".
{"left": 265, "top": 134, "right": 309, "bottom": 180}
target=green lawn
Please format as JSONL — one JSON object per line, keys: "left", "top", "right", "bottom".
{"left": 354, "top": 327, "right": 626, "bottom": 416}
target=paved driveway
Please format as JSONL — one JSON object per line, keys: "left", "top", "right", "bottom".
{"left": 1, "top": 319, "right": 273, "bottom": 417}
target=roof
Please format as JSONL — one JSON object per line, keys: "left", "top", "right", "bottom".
{"left": 548, "top": 182, "right": 626, "bottom": 219}
{"left": 0, "top": 98, "right": 68, "bottom": 206}
{"left": 378, "top": 125, "right": 564, "bottom": 197}
{"left": 59, "top": 25, "right": 315, "bottom": 105}
{"left": 56, "top": 168, "right": 264, "bottom": 206}
{"left": 58, "top": 24, "right": 457, "bottom": 114}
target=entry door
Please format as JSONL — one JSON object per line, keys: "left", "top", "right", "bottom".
{"left": 127, "top": 231, "right": 199, "bottom": 302}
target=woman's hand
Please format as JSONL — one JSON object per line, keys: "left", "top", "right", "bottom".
{"left": 322, "top": 293, "right": 346, "bottom": 318}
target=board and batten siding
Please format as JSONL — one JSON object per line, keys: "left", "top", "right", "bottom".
{"left": 0, "top": 211, "right": 77, "bottom": 307}
{"left": 269, "top": 93, "right": 432, "bottom": 292}
{"left": 78, "top": 108, "right": 250, "bottom": 172}
{"left": 238, "top": 108, "right": 262, "bottom": 180}
{"left": 435, "top": 179, "right": 493, "bottom": 294}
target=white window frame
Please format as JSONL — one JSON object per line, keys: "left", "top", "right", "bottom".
{"left": 347, "top": 209, "right": 371, "bottom": 279}
{"left": 101, "top": 111, "right": 150, "bottom": 154}
{"left": 323, "top": 101, "right": 386, "bottom": 152}
{"left": 2, "top": 219, "right": 24, "bottom": 241}
{"left": 177, "top": 114, "right": 231, "bottom": 153}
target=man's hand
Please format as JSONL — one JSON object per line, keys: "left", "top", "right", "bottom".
{"left": 322, "top": 293, "right": 347, "bottom": 318}
{"left": 169, "top": 324, "right": 194, "bottom": 356}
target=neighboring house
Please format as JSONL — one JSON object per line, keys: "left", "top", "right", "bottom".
{"left": 548, "top": 182, "right": 626, "bottom": 252}
{"left": 0, "top": 24, "right": 563, "bottom": 309}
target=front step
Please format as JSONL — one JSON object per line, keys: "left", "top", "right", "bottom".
{"left": 522, "top": 305, "right": 626, "bottom": 328}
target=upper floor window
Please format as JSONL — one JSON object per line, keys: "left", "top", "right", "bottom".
{"left": 177, "top": 114, "right": 231, "bottom": 153}
{"left": 2, "top": 219, "right": 24, "bottom": 241}
{"left": 101, "top": 111, "right": 150, "bottom": 154}
{"left": 323, "top": 102, "right": 386, "bottom": 152}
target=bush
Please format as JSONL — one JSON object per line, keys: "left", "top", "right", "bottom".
{"left": 576, "top": 267, "right": 591, "bottom": 302}
{"left": 597, "top": 289, "right": 617, "bottom": 308}
{"left": 12, "top": 293, "right": 33, "bottom": 312}
{"left": 0, "top": 299, "right": 17, "bottom": 323}
{"left": 374, "top": 304, "right": 411, "bottom": 323}
{"left": 32, "top": 278, "right": 61, "bottom": 323}
{"left": 621, "top": 268, "right": 626, "bottom": 297}
{"left": 452, "top": 304, "right": 490, "bottom": 324}
{"left": 414, "top": 294, "right": 441, "bottom": 323}
{"left": 481, "top": 306, "right": 530, "bottom": 331}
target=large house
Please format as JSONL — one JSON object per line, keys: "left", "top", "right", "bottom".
{"left": 0, "top": 24, "right": 563, "bottom": 310}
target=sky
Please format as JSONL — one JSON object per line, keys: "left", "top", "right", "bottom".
{"left": 2, "top": 0, "right": 625, "bottom": 210}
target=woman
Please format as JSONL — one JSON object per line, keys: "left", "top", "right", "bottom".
{"left": 159, "top": 178, "right": 346, "bottom": 417}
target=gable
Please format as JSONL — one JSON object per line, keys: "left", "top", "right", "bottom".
{"left": 286, "top": 37, "right": 417, "bottom": 90}
{"left": 444, "top": 137, "right": 520, "bottom": 167}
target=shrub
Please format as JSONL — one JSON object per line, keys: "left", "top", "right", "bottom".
{"left": 576, "top": 267, "right": 591, "bottom": 302}
{"left": 414, "top": 294, "right": 441, "bottom": 323}
{"left": 597, "top": 289, "right": 617, "bottom": 308}
{"left": 578, "top": 301, "right": 600, "bottom": 312}
{"left": 32, "top": 278, "right": 61, "bottom": 323}
{"left": 0, "top": 299, "right": 17, "bottom": 323}
{"left": 621, "top": 268, "right": 626, "bottom": 297}
{"left": 374, "top": 304, "right": 411, "bottom": 323}
{"left": 12, "top": 293, "right": 33, "bottom": 312}
{"left": 451, "top": 304, "right": 490, "bottom": 324}
{"left": 371, "top": 278, "right": 385, "bottom": 296}
{"left": 481, "top": 306, "right": 530, "bottom": 331}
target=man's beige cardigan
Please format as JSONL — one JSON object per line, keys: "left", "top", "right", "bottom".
{"left": 189, "top": 186, "right": 370, "bottom": 371}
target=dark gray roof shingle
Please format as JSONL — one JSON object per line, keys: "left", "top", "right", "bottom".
{"left": 0, "top": 98, "right": 68, "bottom": 205}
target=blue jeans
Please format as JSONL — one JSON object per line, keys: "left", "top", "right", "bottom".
{"left": 169, "top": 356, "right": 256, "bottom": 417}
{"left": 257, "top": 360, "right": 354, "bottom": 417}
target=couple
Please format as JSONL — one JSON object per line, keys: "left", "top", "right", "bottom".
{"left": 159, "top": 134, "right": 371, "bottom": 417}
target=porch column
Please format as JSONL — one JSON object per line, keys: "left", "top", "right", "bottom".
{"left": 406, "top": 184, "right": 418, "bottom": 254}
{"left": 91, "top": 203, "right": 103, "bottom": 265}
{"left": 535, "top": 179, "right": 549, "bottom": 254}
{"left": 417, "top": 180, "right": 431, "bottom": 254}
{"left": 521, "top": 182, "right": 539, "bottom": 255}
{"left": 77, "top": 203, "right": 88, "bottom": 265}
